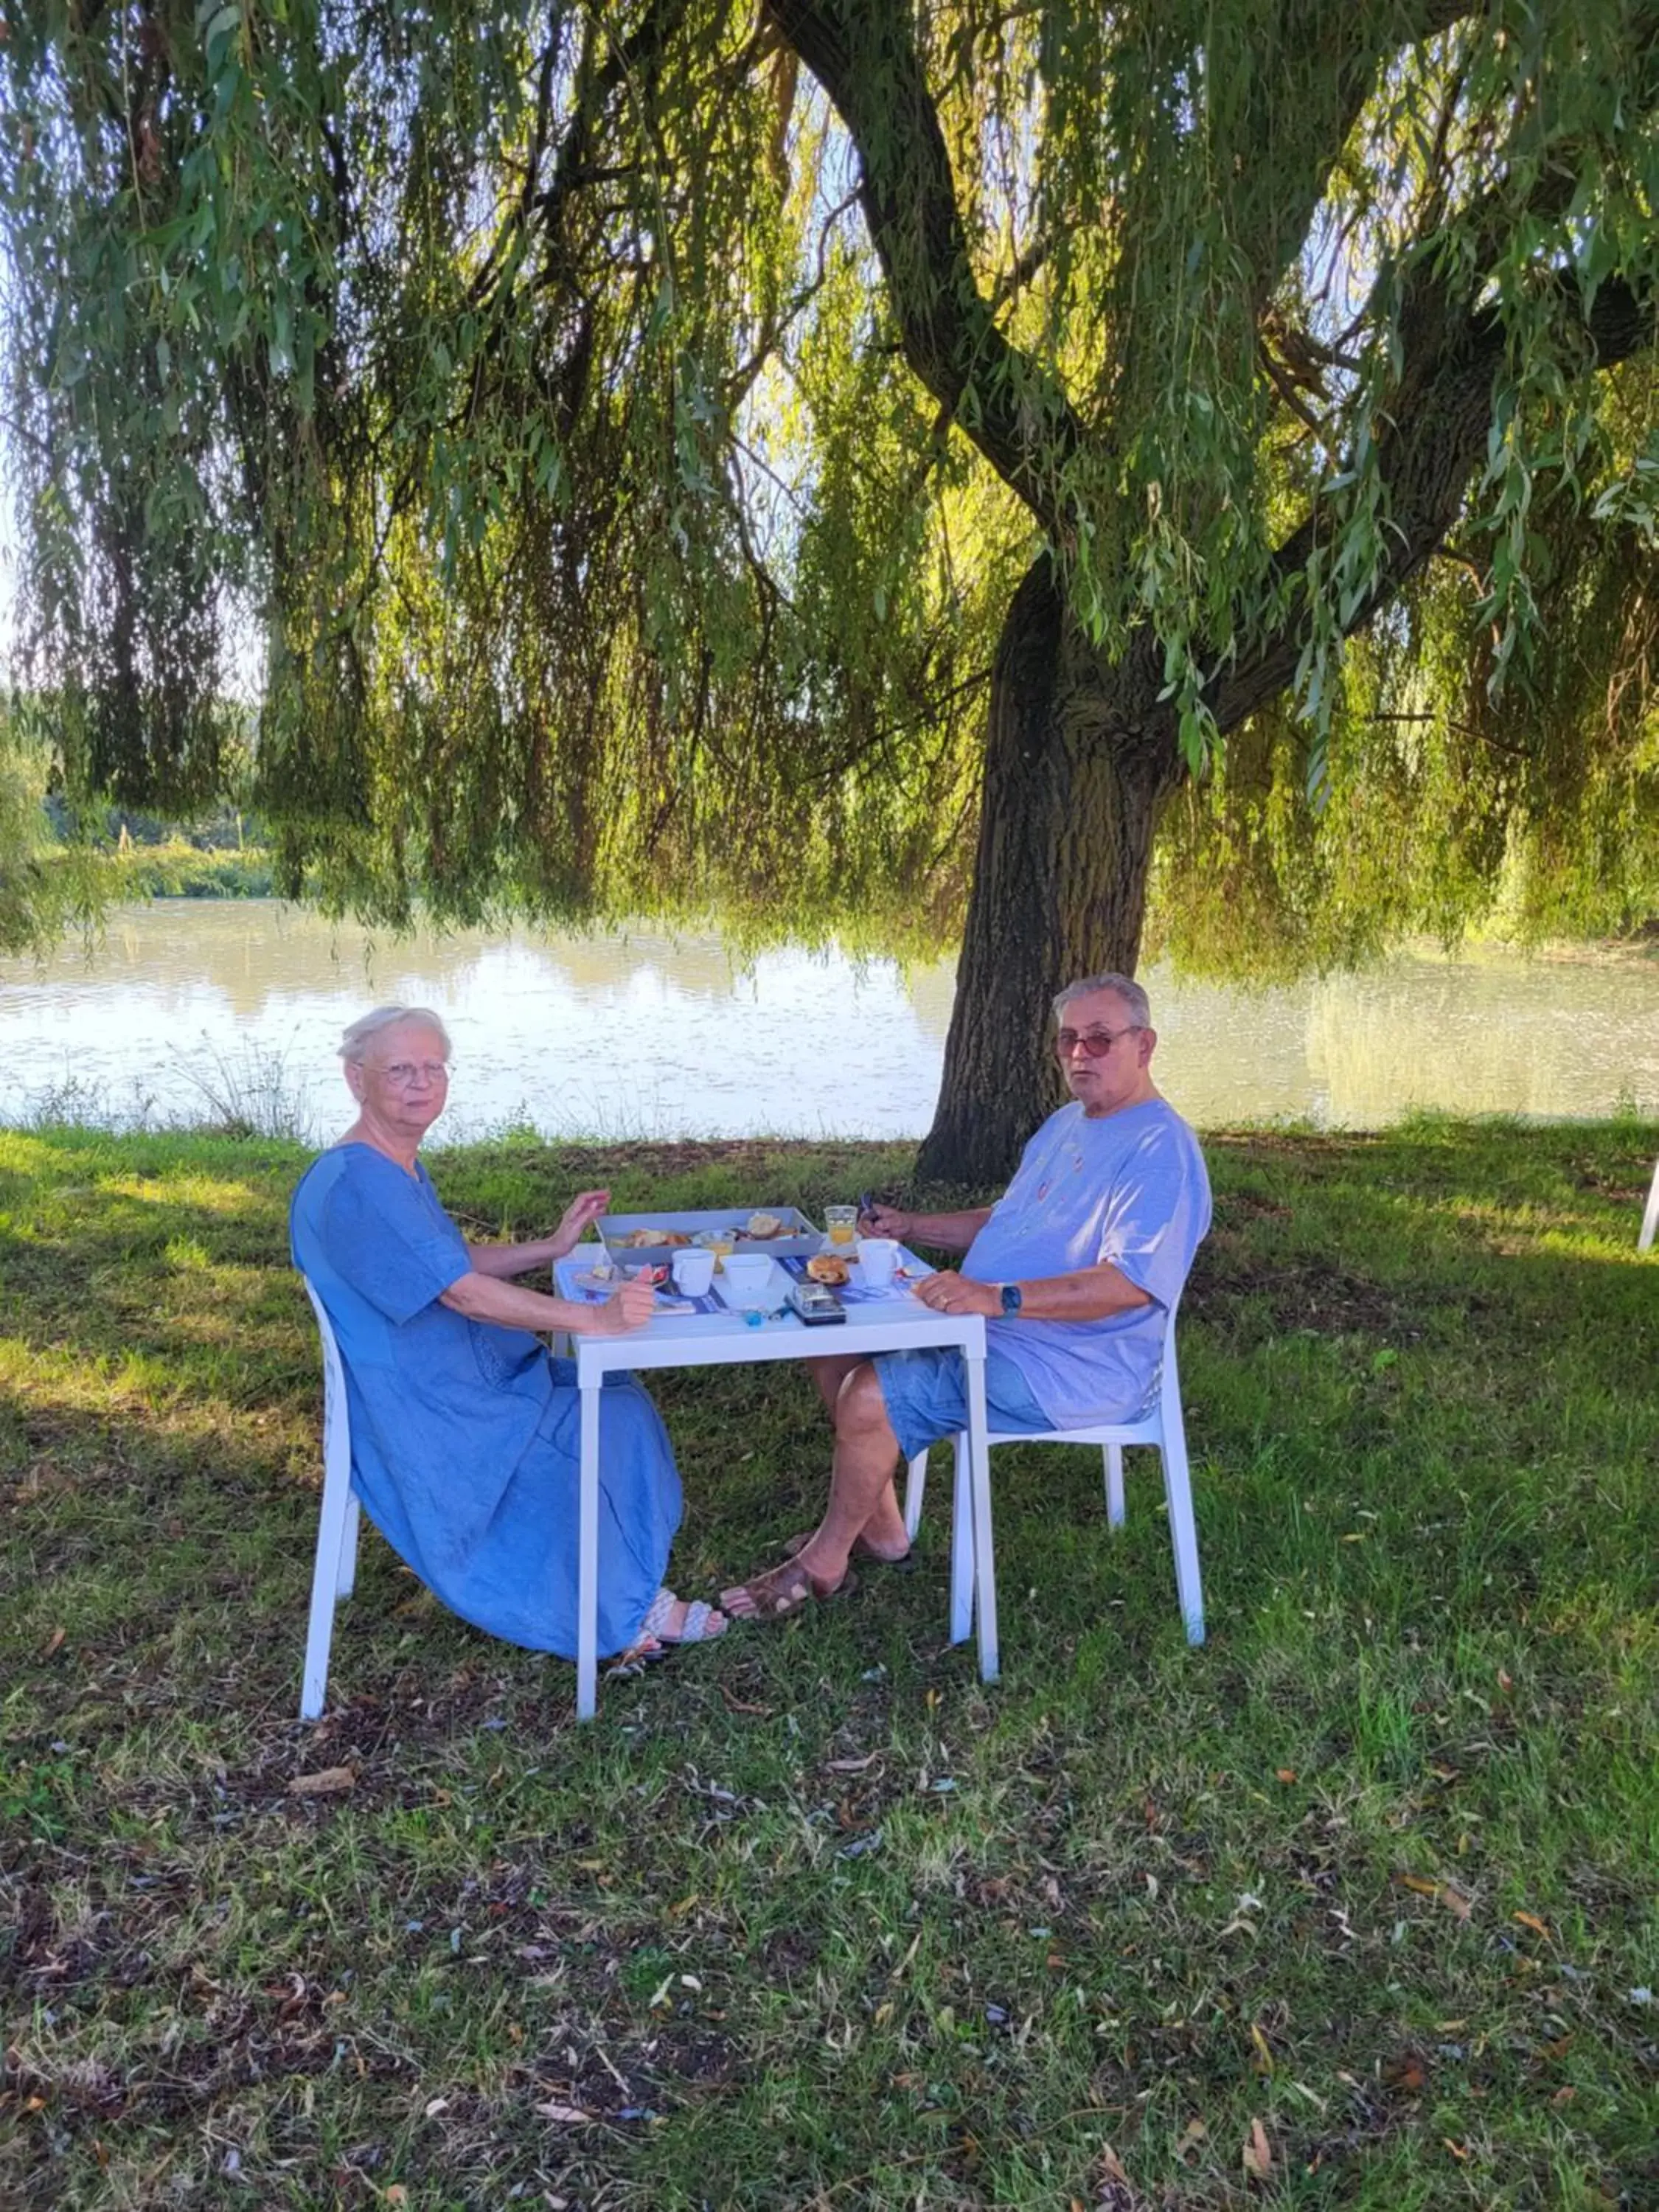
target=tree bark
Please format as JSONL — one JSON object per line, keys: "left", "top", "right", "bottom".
{"left": 918, "top": 271, "right": 1657, "bottom": 1186}
{"left": 915, "top": 557, "right": 1182, "bottom": 1186}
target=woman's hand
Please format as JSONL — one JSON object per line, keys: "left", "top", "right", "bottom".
{"left": 549, "top": 1187, "right": 611, "bottom": 1259}
{"left": 591, "top": 1277, "right": 657, "bottom": 1334}
{"left": 859, "top": 1199, "right": 913, "bottom": 1241}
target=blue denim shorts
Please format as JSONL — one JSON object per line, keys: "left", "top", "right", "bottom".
{"left": 874, "top": 1345, "right": 1054, "bottom": 1463}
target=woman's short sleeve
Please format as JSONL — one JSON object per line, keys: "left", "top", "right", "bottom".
{"left": 318, "top": 1155, "right": 471, "bottom": 1325}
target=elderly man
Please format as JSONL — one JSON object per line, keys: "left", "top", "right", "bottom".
{"left": 720, "top": 973, "right": 1211, "bottom": 1621}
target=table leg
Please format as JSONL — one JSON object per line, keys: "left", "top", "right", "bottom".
{"left": 577, "top": 1376, "right": 601, "bottom": 1722}
{"left": 948, "top": 1436, "right": 973, "bottom": 1645}
{"left": 961, "top": 1340, "right": 998, "bottom": 1683}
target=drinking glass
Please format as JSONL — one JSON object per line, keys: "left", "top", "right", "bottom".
{"left": 825, "top": 1204, "right": 858, "bottom": 1248}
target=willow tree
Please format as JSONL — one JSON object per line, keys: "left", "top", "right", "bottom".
{"left": 2, "top": 3, "right": 1658, "bottom": 1173}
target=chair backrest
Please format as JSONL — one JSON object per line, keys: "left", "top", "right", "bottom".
{"left": 301, "top": 1276, "right": 352, "bottom": 1497}
{"left": 1138, "top": 1287, "right": 1183, "bottom": 1433}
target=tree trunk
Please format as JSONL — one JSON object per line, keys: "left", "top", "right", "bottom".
{"left": 915, "top": 556, "right": 1183, "bottom": 1186}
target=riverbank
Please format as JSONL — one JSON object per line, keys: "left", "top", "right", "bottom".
{"left": 50, "top": 839, "right": 278, "bottom": 900}
{"left": 4, "top": 1120, "right": 1658, "bottom": 2209}
{"left": 8, "top": 900, "right": 1659, "bottom": 1141}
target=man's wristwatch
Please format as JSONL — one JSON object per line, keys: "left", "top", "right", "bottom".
{"left": 999, "top": 1282, "right": 1023, "bottom": 1317}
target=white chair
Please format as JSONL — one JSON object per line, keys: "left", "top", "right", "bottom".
{"left": 299, "top": 1276, "right": 362, "bottom": 1721}
{"left": 901, "top": 1298, "right": 1204, "bottom": 1674}
{"left": 1640, "top": 1160, "right": 1659, "bottom": 1253}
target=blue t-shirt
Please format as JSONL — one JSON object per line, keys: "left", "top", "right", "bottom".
{"left": 964, "top": 1096, "right": 1210, "bottom": 1427}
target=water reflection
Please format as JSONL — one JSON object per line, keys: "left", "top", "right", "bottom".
{"left": 1, "top": 901, "right": 1654, "bottom": 1138}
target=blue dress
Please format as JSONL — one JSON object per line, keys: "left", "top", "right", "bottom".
{"left": 289, "top": 1144, "right": 681, "bottom": 1658}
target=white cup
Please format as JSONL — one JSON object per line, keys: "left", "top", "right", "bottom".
{"left": 857, "top": 1237, "right": 899, "bottom": 1289}
{"left": 671, "top": 1247, "right": 716, "bottom": 1297}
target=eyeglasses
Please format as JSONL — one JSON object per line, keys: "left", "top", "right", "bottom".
{"left": 1054, "top": 1026, "right": 1141, "bottom": 1058}
{"left": 378, "top": 1060, "right": 451, "bottom": 1088}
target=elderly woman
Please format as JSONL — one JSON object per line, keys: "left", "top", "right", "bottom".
{"left": 289, "top": 1006, "right": 723, "bottom": 1660}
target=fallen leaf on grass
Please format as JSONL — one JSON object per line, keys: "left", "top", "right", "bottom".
{"left": 1395, "top": 1872, "right": 1472, "bottom": 1919}
{"left": 288, "top": 1766, "right": 356, "bottom": 1795}
{"left": 1274, "top": 1767, "right": 1297, "bottom": 1784}
{"left": 1175, "top": 2118, "right": 1207, "bottom": 2163}
{"left": 39, "top": 1627, "right": 66, "bottom": 1660}
{"left": 1443, "top": 2139, "right": 1468, "bottom": 2161}
{"left": 1242, "top": 2118, "right": 1273, "bottom": 2179}
{"left": 532, "top": 2102, "right": 594, "bottom": 2124}
{"left": 1249, "top": 2022, "right": 1275, "bottom": 2075}
{"left": 824, "top": 1754, "right": 878, "bottom": 1773}
{"left": 1513, "top": 1910, "right": 1550, "bottom": 1939}
{"left": 720, "top": 1691, "right": 773, "bottom": 1717}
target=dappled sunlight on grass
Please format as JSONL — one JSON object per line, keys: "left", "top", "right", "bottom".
{"left": 2, "top": 1117, "right": 1658, "bottom": 2207}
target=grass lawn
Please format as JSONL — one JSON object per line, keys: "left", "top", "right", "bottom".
{"left": 2, "top": 1116, "right": 1657, "bottom": 2211}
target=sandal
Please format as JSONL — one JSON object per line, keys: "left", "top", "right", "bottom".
{"left": 641, "top": 1588, "right": 728, "bottom": 1645}
{"left": 720, "top": 1554, "right": 858, "bottom": 1624}
{"left": 781, "top": 1528, "right": 917, "bottom": 1573}
{"left": 604, "top": 1634, "right": 665, "bottom": 1678}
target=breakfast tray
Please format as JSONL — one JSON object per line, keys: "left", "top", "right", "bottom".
{"left": 597, "top": 1206, "right": 821, "bottom": 1267}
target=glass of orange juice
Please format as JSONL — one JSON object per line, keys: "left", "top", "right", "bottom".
{"left": 706, "top": 1228, "right": 736, "bottom": 1271}
{"left": 825, "top": 1205, "right": 858, "bottom": 1249}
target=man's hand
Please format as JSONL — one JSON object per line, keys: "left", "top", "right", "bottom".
{"left": 859, "top": 1199, "right": 912, "bottom": 1241}
{"left": 592, "top": 1276, "right": 656, "bottom": 1333}
{"left": 549, "top": 1187, "right": 611, "bottom": 1259}
{"left": 911, "top": 1269, "right": 999, "bottom": 1318}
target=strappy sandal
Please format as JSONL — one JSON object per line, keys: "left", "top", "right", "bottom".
{"left": 604, "top": 1634, "right": 665, "bottom": 1679}
{"left": 720, "top": 1554, "right": 858, "bottom": 1623}
{"left": 641, "top": 1588, "right": 728, "bottom": 1644}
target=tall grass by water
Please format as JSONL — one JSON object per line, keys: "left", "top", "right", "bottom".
{"left": 2, "top": 1116, "right": 1657, "bottom": 2209}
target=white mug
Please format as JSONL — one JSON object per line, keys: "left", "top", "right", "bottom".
{"left": 672, "top": 1246, "right": 717, "bottom": 1297}
{"left": 857, "top": 1237, "right": 899, "bottom": 1289}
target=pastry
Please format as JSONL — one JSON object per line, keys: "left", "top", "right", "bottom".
{"left": 745, "top": 1211, "right": 784, "bottom": 1238}
{"left": 807, "top": 1253, "right": 850, "bottom": 1286}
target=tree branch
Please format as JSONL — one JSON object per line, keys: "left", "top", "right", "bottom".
{"left": 765, "top": 0, "right": 1082, "bottom": 535}
{"left": 1206, "top": 278, "right": 1656, "bottom": 735}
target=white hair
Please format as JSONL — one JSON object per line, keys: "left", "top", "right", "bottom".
{"left": 338, "top": 1006, "right": 453, "bottom": 1065}
{"left": 1052, "top": 972, "right": 1151, "bottom": 1029}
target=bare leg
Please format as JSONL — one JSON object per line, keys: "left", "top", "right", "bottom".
{"left": 807, "top": 1350, "right": 863, "bottom": 1423}
{"left": 721, "top": 1361, "right": 905, "bottom": 1618}
{"left": 813, "top": 1361, "right": 911, "bottom": 1559}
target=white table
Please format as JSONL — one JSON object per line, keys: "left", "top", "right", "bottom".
{"left": 555, "top": 1255, "right": 994, "bottom": 1718}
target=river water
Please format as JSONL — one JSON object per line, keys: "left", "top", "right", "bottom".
{"left": 1, "top": 900, "right": 1655, "bottom": 1140}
